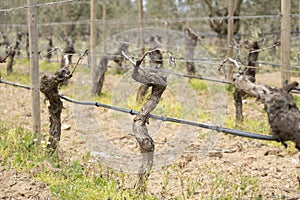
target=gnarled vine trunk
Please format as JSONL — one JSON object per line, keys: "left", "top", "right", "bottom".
{"left": 233, "top": 72, "right": 300, "bottom": 150}
{"left": 40, "top": 68, "right": 71, "bottom": 150}
{"left": 136, "top": 36, "right": 163, "bottom": 102}
{"left": 204, "top": 0, "right": 242, "bottom": 35}
{"left": 92, "top": 43, "right": 129, "bottom": 96}
{"left": 234, "top": 40, "right": 260, "bottom": 122}
{"left": 46, "top": 38, "right": 54, "bottom": 62}
{"left": 132, "top": 66, "right": 167, "bottom": 188}
{"left": 7, "top": 32, "right": 22, "bottom": 74}
{"left": 124, "top": 50, "right": 167, "bottom": 189}
{"left": 93, "top": 57, "right": 108, "bottom": 96}
{"left": 185, "top": 28, "right": 201, "bottom": 75}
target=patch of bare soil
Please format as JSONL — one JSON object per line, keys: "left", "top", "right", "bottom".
{"left": 0, "top": 166, "right": 50, "bottom": 199}
{"left": 1, "top": 68, "right": 300, "bottom": 199}
{"left": 257, "top": 71, "right": 300, "bottom": 87}
{"left": 0, "top": 62, "right": 87, "bottom": 199}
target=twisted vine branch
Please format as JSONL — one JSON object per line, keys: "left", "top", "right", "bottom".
{"left": 123, "top": 49, "right": 168, "bottom": 188}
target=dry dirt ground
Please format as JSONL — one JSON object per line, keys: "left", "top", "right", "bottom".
{"left": 1, "top": 64, "right": 300, "bottom": 199}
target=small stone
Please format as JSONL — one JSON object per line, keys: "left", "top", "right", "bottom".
{"left": 62, "top": 124, "right": 71, "bottom": 130}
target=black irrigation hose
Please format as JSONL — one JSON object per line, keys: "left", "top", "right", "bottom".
{"left": 59, "top": 94, "right": 276, "bottom": 141}
{"left": 0, "top": 79, "right": 32, "bottom": 90}
{"left": 0, "top": 78, "right": 277, "bottom": 141}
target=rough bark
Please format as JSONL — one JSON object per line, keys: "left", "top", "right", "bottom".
{"left": 136, "top": 84, "right": 150, "bottom": 102}
{"left": 94, "top": 57, "right": 108, "bottom": 96}
{"left": 6, "top": 51, "right": 15, "bottom": 74}
{"left": 26, "top": 33, "right": 30, "bottom": 60}
{"left": 244, "top": 40, "right": 260, "bottom": 82}
{"left": 136, "top": 36, "right": 163, "bottom": 102}
{"left": 113, "top": 43, "right": 129, "bottom": 67}
{"left": 40, "top": 50, "right": 86, "bottom": 150}
{"left": 124, "top": 50, "right": 167, "bottom": 188}
{"left": 149, "top": 35, "right": 163, "bottom": 69}
{"left": 60, "top": 36, "right": 75, "bottom": 85}
{"left": 0, "top": 33, "right": 10, "bottom": 54}
{"left": 233, "top": 72, "right": 300, "bottom": 150}
{"left": 0, "top": 49, "right": 11, "bottom": 63}
{"left": 92, "top": 43, "right": 129, "bottom": 96}
{"left": 61, "top": 36, "right": 75, "bottom": 68}
{"left": 234, "top": 40, "right": 260, "bottom": 122}
{"left": 46, "top": 38, "right": 53, "bottom": 62}
{"left": 15, "top": 32, "right": 22, "bottom": 56}
{"left": 234, "top": 88, "right": 243, "bottom": 122}
{"left": 204, "top": 0, "right": 242, "bottom": 35}
{"left": 40, "top": 67, "right": 71, "bottom": 150}
{"left": 6, "top": 33, "right": 22, "bottom": 74}
{"left": 185, "top": 28, "right": 199, "bottom": 75}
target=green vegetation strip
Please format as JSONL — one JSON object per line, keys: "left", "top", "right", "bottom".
{"left": 0, "top": 123, "right": 156, "bottom": 199}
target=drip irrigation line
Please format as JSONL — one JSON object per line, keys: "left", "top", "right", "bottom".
{"left": 0, "top": 79, "right": 31, "bottom": 90}
{"left": 59, "top": 94, "right": 276, "bottom": 141}
{"left": 0, "top": 78, "right": 277, "bottom": 142}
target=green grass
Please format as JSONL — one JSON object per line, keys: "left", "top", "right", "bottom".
{"left": 0, "top": 58, "right": 60, "bottom": 84}
{"left": 164, "top": 162, "right": 264, "bottom": 200}
{"left": 189, "top": 79, "right": 209, "bottom": 92}
{"left": 210, "top": 168, "right": 261, "bottom": 199}
{"left": 224, "top": 109, "right": 299, "bottom": 153}
{"left": 0, "top": 123, "right": 156, "bottom": 199}
{"left": 0, "top": 60, "right": 30, "bottom": 85}
{"left": 39, "top": 60, "right": 61, "bottom": 73}
{"left": 93, "top": 90, "right": 112, "bottom": 105}
{"left": 293, "top": 95, "right": 300, "bottom": 105}
{"left": 126, "top": 89, "right": 183, "bottom": 118}
{"left": 15, "top": 58, "right": 30, "bottom": 67}
{"left": 2, "top": 71, "right": 30, "bottom": 85}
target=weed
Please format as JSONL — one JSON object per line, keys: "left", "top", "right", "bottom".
{"left": 189, "top": 79, "right": 209, "bottom": 93}
{"left": 93, "top": 90, "right": 112, "bottom": 104}
{"left": 39, "top": 60, "right": 60, "bottom": 73}
{"left": 0, "top": 123, "right": 157, "bottom": 199}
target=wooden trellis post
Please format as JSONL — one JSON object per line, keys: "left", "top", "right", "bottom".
{"left": 281, "top": 0, "right": 291, "bottom": 86}
{"left": 227, "top": 0, "right": 234, "bottom": 81}
{"left": 90, "top": 0, "right": 97, "bottom": 95}
{"left": 102, "top": 1, "right": 107, "bottom": 53}
{"left": 138, "top": 0, "right": 144, "bottom": 55}
{"left": 63, "top": 3, "right": 68, "bottom": 39}
{"left": 27, "top": 0, "right": 41, "bottom": 141}
{"left": 298, "top": 0, "right": 300, "bottom": 68}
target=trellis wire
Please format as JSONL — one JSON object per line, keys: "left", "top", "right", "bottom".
{"left": 8, "top": 47, "right": 300, "bottom": 69}
{"left": 0, "top": 0, "right": 87, "bottom": 14}
{"left": 7, "top": 49, "right": 300, "bottom": 86}
{"left": 0, "top": 78, "right": 276, "bottom": 141}
{"left": 9, "top": 52, "right": 300, "bottom": 86}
